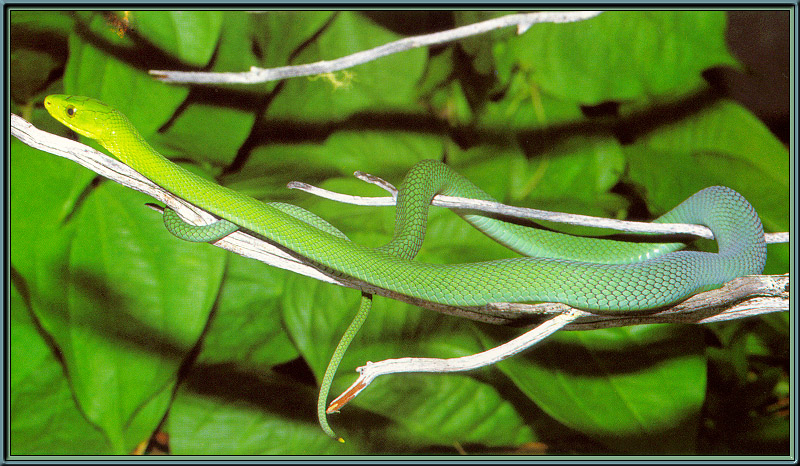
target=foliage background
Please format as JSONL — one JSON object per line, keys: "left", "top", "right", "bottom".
{"left": 9, "top": 10, "right": 790, "bottom": 455}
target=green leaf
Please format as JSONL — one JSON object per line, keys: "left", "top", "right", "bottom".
{"left": 10, "top": 9, "right": 74, "bottom": 36}
{"left": 457, "top": 137, "right": 625, "bottom": 205}
{"left": 323, "top": 130, "right": 444, "bottom": 176}
{"left": 195, "top": 254, "right": 298, "bottom": 370}
{"left": 207, "top": 11, "right": 261, "bottom": 74}
{"left": 267, "top": 11, "right": 427, "bottom": 122}
{"left": 453, "top": 11, "right": 509, "bottom": 75}
{"left": 10, "top": 48, "right": 61, "bottom": 104}
{"left": 130, "top": 11, "right": 224, "bottom": 67}
{"left": 358, "top": 371, "right": 536, "bottom": 448}
{"left": 445, "top": 144, "right": 630, "bottom": 240}
{"left": 151, "top": 101, "right": 256, "bottom": 167}
{"left": 169, "top": 369, "right": 366, "bottom": 454}
{"left": 416, "top": 46, "right": 457, "bottom": 98}
{"left": 222, "top": 129, "right": 445, "bottom": 227}
{"left": 496, "top": 11, "right": 738, "bottom": 104}
{"left": 489, "top": 324, "right": 707, "bottom": 453}
{"left": 28, "top": 182, "right": 226, "bottom": 453}
{"left": 235, "top": 130, "right": 444, "bottom": 195}
{"left": 252, "top": 11, "right": 336, "bottom": 68}
{"left": 9, "top": 138, "right": 91, "bottom": 274}
{"left": 10, "top": 278, "right": 111, "bottom": 454}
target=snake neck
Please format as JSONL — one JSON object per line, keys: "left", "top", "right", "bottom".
{"left": 98, "top": 110, "right": 162, "bottom": 169}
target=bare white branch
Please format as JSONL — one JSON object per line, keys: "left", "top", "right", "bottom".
{"left": 329, "top": 273, "right": 789, "bottom": 412}
{"left": 489, "top": 273, "right": 789, "bottom": 329}
{"left": 12, "top": 115, "right": 789, "bottom": 328}
{"left": 327, "top": 310, "right": 585, "bottom": 413}
{"left": 290, "top": 172, "right": 790, "bottom": 244}
{"left": 11, "top": 113, "right": 343, "bottom": 286}
{"left": 149, "top": 11, "right": 603, "bottom": 84}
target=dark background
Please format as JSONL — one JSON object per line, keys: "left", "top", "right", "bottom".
{"left": 713, "top": 10, "right": 789, "bottom": 144}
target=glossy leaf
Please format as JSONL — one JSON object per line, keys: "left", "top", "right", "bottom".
{"left": 9, "top": 280, "right": 111, "bottom": 454}
{"left": 266, "top": 11, "right": 427, "bottom": 122}
{"left": 131, "top": 11, "right": 224, "bottom": 67}
{"left": 151, "top": 102, "right": 256, "bottom": 167}
{"left": 253, "top": 11, "right": 336, "bottom": 68}
{"left": 28, "top": 182, "right": 226, "bottom": 453}
{"left": 168, "top": 370, "right": 366, "bottom": 454}
{"left": 195, "top": 254, "right": 298, "bottom": 370}
{"left": 487, "top": 324, "right": 707, "bottom": 453}
{"left": 496, "top": 11, "right": 738, "bottom": 104}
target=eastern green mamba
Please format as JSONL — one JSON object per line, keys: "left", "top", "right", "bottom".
{"left": 44, "top": 94, "right": 767, "bottom": 441}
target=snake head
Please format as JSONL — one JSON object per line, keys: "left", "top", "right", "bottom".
{"left": 44, "top": 95, "right": 118, "bottom": 142}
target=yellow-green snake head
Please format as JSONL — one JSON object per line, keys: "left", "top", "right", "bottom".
{"left": 44, "top": 94, "right": 136, "bottom": 158}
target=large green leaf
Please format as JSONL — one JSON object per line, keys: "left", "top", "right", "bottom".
{"left": 487, "top": 324, "right": 707, "bottom": 453}
{"left": 195, "top": 254, "right": 297, "bottom": 370}
{"left": 26, "top": 182, "right": 226, "bottom": 453}
{"left": 151, "top": 101, "right": 256, "bottom": 167}
{"left": 130, "top": 11, "right": 224, "bottom": 67}
{"left": 495, "top": 11, "right": 738, "bottom": 104}
{"left": 252, "top": 11, "right": 336, "bottom": 68}
{"left": 266, "top": 11, "right": 427, "bottom": 122}
{"left": 449, "top": 137, "right": 626, "bottom": 206}
{"left": 9, "top": 138, "right": 91, "bottom": 274}
{"left": 9, "top": 280, "right": 111, "bottom": 454}
{"left": 168, "top": 370, "right": 366, "bottom": 454}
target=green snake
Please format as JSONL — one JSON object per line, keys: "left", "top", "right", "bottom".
{"left": 44, "top": 94, "right": 767, "bottom": 440}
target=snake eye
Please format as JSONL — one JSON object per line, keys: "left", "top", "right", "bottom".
{"left": 66, "top": 106, "right": 76, "bottom": 117}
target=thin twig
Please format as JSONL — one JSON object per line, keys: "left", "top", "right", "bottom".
{"left": 328, "top": 310, "right": 585, "bottom": 413}
{"left": 289, "top": 173, "right": 790, "bottom": 244}
{"left": 329, "top": 273, "right": 789, "bottom": 412}
{"left": 149, "top": 11, "right": 603, "bottom": 84}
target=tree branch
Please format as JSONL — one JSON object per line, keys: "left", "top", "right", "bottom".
{"left": 149, "top": 11, "right": 603, "bottom": 84}
{"left": 12, "top": 114, "right": 789, "bottom": 327}
{"left": 328, "top": 310, "right": 585, "bottom": 414}
{"left": 289, "top": 172, "right": 789, "bottom": 244}
{"left": 11, "top": 114, "right": 343, "bottom": 285}
{"left": 328, "top": 273, "right": 789, "bottom": 413}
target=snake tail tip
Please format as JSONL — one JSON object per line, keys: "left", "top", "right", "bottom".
{"left": 337, "top": 437, "right": 345, "bottom": 444}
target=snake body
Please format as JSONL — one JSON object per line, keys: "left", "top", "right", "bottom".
{"left": 44, "top": 94, "right": 767, "bottom": 439}
{"left": 44, "top": 94, "right": 767, "bottom": 312}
